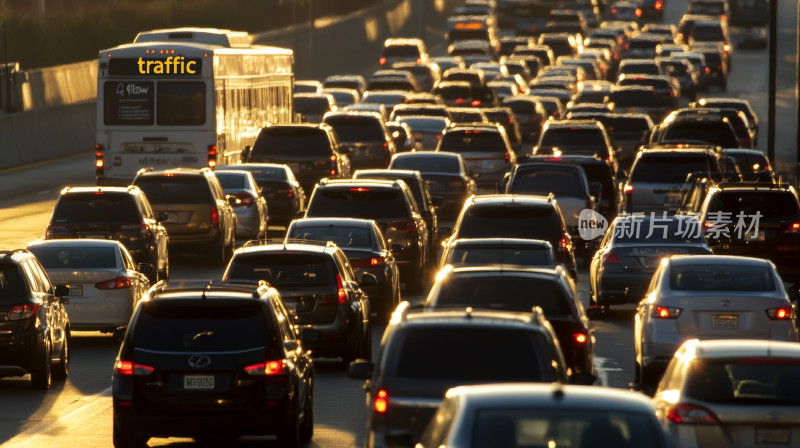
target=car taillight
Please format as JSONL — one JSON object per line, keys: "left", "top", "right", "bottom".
{"left": 207, "top": 144, "right": 217, "bottom": 168}
{"left": 574, "top": 332, "right": 588, "bottom": 344}
{"left": 505, "top": 152, "right": 510, "bottom": 162}
{"left": 330, "top": 154, "right": 338, "bottom": 176}
{"left": 211, "top": 206, "right": 219, "bottom": 224}
{"left": 96, "top": 277, "right": 132, "bottom": 290}
{"left": 232, "top": 192, "right": 255, "bottom": 206}
{"left": 624, "top": 184, "right": 632, "bottom": 204}
{"left": 787, "top": 222, "right": 800, "bottom": 233}
{"left": 667, "top": 403, "right": 719, "bottom": 424}
{"left": 8, "top": 304, "right": 39, "bottom": 320}
{"left": 115, "top": 360, "right": 154, "bottom": 376}
{"left": 45, "top": 224, "right": 67, "bottom": 239}
{"left": 351, "top": 257, "right": 385, "bottom": 268}
{"left": 379, "top": 57, "right": 387, "bottom": 65}
{"left": 374, "top": 389, "right": 389, "bottom": 414}
{"left": 741, "top": 136, "right": 751, "bottom": 146}
{"left": 121, "top": 223, "right": 148, "bottom": 236}
{"left": 723, "top": 44, "right": 730, "bottom": 52}
{"left": 455, "top": 98, "right": 466, "bottom": 104}
{"left": 471, "top": 99, "right": 481, "bottom": 107}
{"left": 652, "top": 306, "right": 682, "bottom": 319}
{"left": 245, "top": 360, "right": 286, "bottom": 376}
{"left": 655, "top": 0, "right": 663, "bottom": 10}
{"left": 559, "top": 235, "right": 570, "bottom": 252}
{"left": 337, "top": 273, "right": 347, "bottom": 304}
{"left": 705, "top": 67, "right": 710, "bottom": 74}
{"left": 95, "top": 144, "right": 104, "bottom": 176}
{"left": 635, "top": 7, "right": 642, "bottom": 16}
{"left": 766, "top": 306, "right": 793, "bottom": 320}
{"left": 602, "top": 253, "right": 620, "bottom": 264}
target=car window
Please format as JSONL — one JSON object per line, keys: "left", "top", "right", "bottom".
{"left": 707, "top": 192, "right": 800, "bottom": 220}
{"left": 135, "top": 194, "right": 154, "bottom": 220}
{"left": 226, "top": 253, "right": 335, "bottom": 287}
{"left": 288, "top": 225, "right": 373, "bottom": 249}
{"left": 391, "top": 156, "right": 460, "bottom": 174}
{"left": 0, "top": 263, "right": 27, "bottom": 300}
{"left": 30, "top": 246, "right": 118, "bottom": 269}
{"left": 271, "top": 296, "right": 296, "bottom": 341}
{"left": 446, "top": 246, "right": 552, "bottom": 267}
{"left": 121, "top": 248, "right": 136, "bottom": 271}
{"left": 441, "top": 130, "right": 506, "bottom": 153}
{"left": 215, "top": 173, "right": 246, "bottom": 189}
{"left": 669, "top": 264, "right": 774, "bottom": 291}
{"left": 324, "top": 116, "right": 385, "bottom": 142}
{"left": 433, "top": 276, "right": 573, "bottom": 316}
{"left": 540, "top": 128, "right": 606, "bottom": 148}
{"left": 31, "top": 261, "right": 52, "bottom": 292}
{"left": 252, "top": 129, "right": 332, "bottom": 158}
{"left": 134, "top": 176, "right": 214, "bottom": 205}
{"left": 21, "top": 260, "right": 45, "bottom": 294}
{"left": 209, "top": 176, "right": 226, "bottom": 201}
{"left": 660, "top": 122, "right": 738, "bottom": 147}
{"left": 457, "top": 205, "right": 561, "bottom": 241}
{"left": 308, "top": 189, "right": 410, "bottom": 220}
{"left": 53, "top": 193, "right": 141, "bottom": 224}
{"left": 631, "top": 155, "right": 714, "bottom": 183}
{"left": 684, "top": 359, "right": 800, "bottom": 405}
{"left": 509, "top": 169, "right": 588, "bottom": 198}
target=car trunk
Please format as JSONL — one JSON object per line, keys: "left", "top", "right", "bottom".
{"left": 665, "top": 293, "right": 787, "bottom": 340}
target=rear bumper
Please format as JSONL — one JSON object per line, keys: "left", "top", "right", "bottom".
{"left": 113, "top": 406, "right": 287, "bottom": 438}
{"left": 0, "top": 329, "right": 41, "bottom": 374}
{"left": 596, "top": 271, "right": 656, "bottom": 304}
{"left": 233, "top": 206, "right": 261, "bottom": 238}
{"left": 298, "top": 308, "right": 356, "bottom": 358}
{"left": 166, "top": 227, "right": 221, "bottom": 246}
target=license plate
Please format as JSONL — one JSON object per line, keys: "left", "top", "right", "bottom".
{"left": 68, "top": 285, "right": 83, "bottom": 296}
{"left": 746, "top": 230, "right": 766, "bottom": 241}
{"left": 84, "top": 234, "right": 106, "bottom": 239}
{"left": 756, "top": 428, "right": 790, "bottom": 445}
{"left": 183, "top": 375, "right": 214, "bottom": 390}
{"left": 413, "top": 132, "right": 423, "bottom": 141}
{"left": 712, "top": 314, "right": 738, "bottom": 329}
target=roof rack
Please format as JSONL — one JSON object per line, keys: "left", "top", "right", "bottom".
{"left": 716, "top": 181, "right": 791, "bottom": 190}
{"left": 148, "top": 280, "right": 271, "bottom": 299}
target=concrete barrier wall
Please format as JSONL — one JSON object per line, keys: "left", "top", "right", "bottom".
{"left": 0, "top": 0, "right": 464, "bottom": 172}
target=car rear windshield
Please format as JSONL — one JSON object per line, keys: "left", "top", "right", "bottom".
{"left": 707, "top": 192, "right": 800, "bottom": 221}
{"left": 288, "top": 226, "right": 373, "bottom": 249}
{"left": 220, "top": 166, "right": 287, "bottom": 181}
{"left": 505, "top": 100, "right": 536, "bottom": 114}
{"left": 324, "top": 116, "right": 385, "bottom": 142}
{"left": 214, "top": 173, "right": 246, "bottom": 190}
{"left": 602, "top": 116, "right": 651, "bottom": 134}
{"left": 308, "top": 189, "right": 409, "bottom": 220}
{"left": 608, "top": 90, "right": 660, "bottom": 107}
{"left": 134, "top": 176, "right": 213, "bottom": 205}
{"left": 391, "top": 327, "right": 550, "bottom": 381}
{"left": 509, "top": 169, "right": 588, "bottom": 198}
{"left": 684, "top": 359, "right": 800, "bottom": 405}
{"left": 441, "top": 130, "right": 506, "bottom": 153}
{"left": 382, "top": 45, "right": 421, "bottom": 57}
{"left": 252, "top": 129, "right": 331, "bottom": 158}
{"left": 660, "top": 121, "right": 738, "bottom": 147}
{"left": 434, "top": 276, "right": 572, "bottom": 316}
{"left": 391, "top": 156, "right": 460, "bottom": 173}
{"left": 448, "top": 246, "right": 552, "bottom": 267}
{"left": 0, "top": 264, "right": 26, "bottom": 300}
{"left": 31, "top": 246, "right": 117, "bottom": 270}
{"left": 134, "top": 302, "right": 268, "bottom": 353}
{"left": 691, "top": 24, "right": 726, "bottom": 41}
{"left": 539, "top": 128, "right": 606, "bottom": 148}
{"left": 52, "top": 193, "right": 140, "bottom": 223}
{"left": 457, "top": 205, "right": 561, "bottom": 241}
{"left": 630, "top": 155, "right": 714, "bottom": 183}
{"left": 226, "top": 253, "right": 334, "bottom": 287}
{"left": 669, "top": 264, "right": 774, "bottom": 291}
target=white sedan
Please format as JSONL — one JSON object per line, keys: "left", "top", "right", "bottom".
{"left": 634, "top": 255, "right": 799, "bottom": 390}
{"left": 27, "top": 239, "right": 151, "bottom": 337}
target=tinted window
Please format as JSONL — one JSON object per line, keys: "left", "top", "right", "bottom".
{"left": 214, "top": 173, "right": 246, "bottom": 189}
{"left": 434, "top": 276, "right": 571, "bottom": 316}
{"left": 631, "top": 155, "right": 714, "bottom": 183}
{"left": 602, "top": 116, "right": 651, "bottom": 133}
{"left": 308, "top": 189, "right": 408, "bottom": 219}
{"left": 692, "top": 25, "right": 726, "bottom": 41}
{"left": 707, "top": 191, "right": 800, "bottom": 220}
{"left": 0, "top": 264, "right": 26, "bottom": 300}
{"left": 135, "top": 302, "right": 267, "bottom": 352}
{"left": 684, "top": 359, "right": 800, "bottom": 405}
{"left": 134, "top": 176, "right": 212, "bottom": 204}
{"left": 391, "top": 156, "right": 460, "bottom": 173}
{"left": 660, "top": 122, "right": 740, "bottom": 147}
{"left": 539, "top": 128, "right": 606, "bottom": 147}
{"left": 226, "top": 253, "right": 334, "bottom": 287}
{"left": 457, "top": 205, "right": 561, "bottom": 241}
{"left": 509, "top": 169, "right": 588, "bottom": 197}
{"left": 608, "top": 90, "right": 659, "bottom": 107}
{"left": 294, "top": 96, "right": 332, "bottom": 114}
{"left": 157, "top": 82, "right": 205, "bottom": 125}
{"left": 669, "top": 264, "right": 774, "bottom": 291}
{"left": 252, "top": 129, "right": 331, "bottom": 159}
{"left": 288, "top": 225, "right": 373, "bottom": 249}
{"left": 397, "top": 117, "right": 450, "bottom": 133}
{"left": 383, "top": 45, "right": 421, "bottom": 57}
{"left": 441, "top": 130, "right": 506, "bottom": 153}
{"left": 392, "top": 327, "right": 549, "bottom": 381}
{"left": 229, "top": 166, "right": 287, "bottom": 181}
{"left": 448, "top": 246, "right": 552, "bottom": 267}
{"left": 53, "top": 194, "right": 140, "bottom": 223}
{"left": 324, "top": 116, "right": 384, "bottom": 142}
{"left": 506, "top": 101, "right": 535, "bottom": 114}
{"left": 31, "top": 246, "right": 117, "bottom": 269}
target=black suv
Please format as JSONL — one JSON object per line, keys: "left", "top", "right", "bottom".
{"left": 0, "top": 250, "right": 70, "bottom": 389}
{"left": 322, "top": 111, "right": 397, "bottom": 170}
{"left": 132, "top": 168, "right": 237, "bottom": 265}
{"left": 348, "top": 303, "right": 576, "bottom": 448}
{"left": 243, "top": 123, "right": 352, "bottom": 193}
{"left": 698, "top": 183, "right": 800, "bottom": 284}
{"left": 223, "top": 241, "right": 372, "bottom": 364}
{"left": 112, "top": 282, "right": 315, "bottom": 447}
{"left": 303, "top": 179, "right": 430, "bottom": 293}
{"left": 46, "top": 186, "right": 169, "bottom": 283}
{"left": 650, "top": 108, "right": 740, "bottom": 148}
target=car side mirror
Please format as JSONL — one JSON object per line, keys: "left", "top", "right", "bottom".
{"left": 570, "top": 372, "right": 596, "bottom": 385}
{"left": 157, "top": 212, "right": 169, "bottom": 222}
{"left": 390, "top": 244, "right": 404, "bottom": 254}
{"left": 137, "top": 263, "right": 154, "bottom": 274}
{"left": 300, "top": 328, "right": 322, "bottom": 345}
{"left": 54, "top": 284, "right": 69, "bottom": 297}
{"left": 240, "top": 145, "right": 251, "bottom": 163}
{"left": 227, "top": 195, "right": 238, "bottom": 206}
{"left": 347, "top": 359, "right": 374, "bottom": 380}
{"left": 360, "top": 272, "right": 378, "bottom": 286}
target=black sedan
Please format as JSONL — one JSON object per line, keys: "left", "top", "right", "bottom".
{"left": 216, "top": 163, "right": 306, "bottom": 228}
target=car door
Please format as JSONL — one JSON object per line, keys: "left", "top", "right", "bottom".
{"left": 271, "top": 295, "right": 312, "bottom": 408}
{"left": 120, "top": 246, "right": 148, "bottom": 305}
{"left": 25, "top": 260, "right": 65, "bottom": 352}
{"left": 209, "top": 175, "right": 236, "bottom": 246}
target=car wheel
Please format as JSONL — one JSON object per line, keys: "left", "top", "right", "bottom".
{"left": 299, "top": 381, "right": 314, "bottom": 444}
{"left": 52, "top": 330, "right": 70, "bottom": 380}
{"left": 30, "top": 337, "right": 51, "bottom": 390}
{"left": 113, "top": 419, "right": 148, "bottom": 448}
{"left": 277, "top": 401, "right": 301, "bottom": 448}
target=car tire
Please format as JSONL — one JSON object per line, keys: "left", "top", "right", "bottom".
{"left": 30, "top": 337, "right": 51, "bottom": 390}
{"left": 112, "top": 420, "right": 148, "bottom": 448}
{"left": 277, "top": 401, "right": 301, "bottom": 448}
{"left": 51, "top": 330, "right": 70, "bottom": 380}
{"left": 299, "top": 382, "right": 314, "bottom": 444}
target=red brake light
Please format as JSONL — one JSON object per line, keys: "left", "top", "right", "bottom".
{"left": 336, "top": 273, "right": 347, "bottom": 304}
{"left": 115, "top": 360, "right": 154, "bottom": 376}
{"left": 245, "top": 360, "right": 286, "bottom": 376}
{"left": 635, "top": 8, "right": 642, "bottom": 17}
{"left": 789, "top": 222, "right": 800, "bottom": 232}
{"left": 211, "top": 206, "right": 219, "bottom": 224}
{"left": 655, "top": 0, "right": 663, "bottom": 10}
{"left": 559, "top": 235, "right": 570, "bottom": 251}
{"left": 653, "top": 306, "right": 682, "bottom": 319}
{"left": 207, "top": 144, "right": 217, "bottom": 168}
{"left": 7, "top": 304, "right": 39, "bottom": 320}
{"left": 374, "top": 389, "right": 389, "bottom": 414}
{"left": 766, "top": 306, "right": 793, "bottom": 320}
{"left": 96, "top": 277, "right": 132, "bottom": 290}
{"left": 602, "top": 253, "right": 620, "bottom": 264}
{"left": 351, "top": 257, "right": 385, "bottom": 268}
{"left": 667, "top": 403, "right": 719, "bottom": 424}
{"left": 574, "top": 333, "right": 588, "bottom": 344}
{"left": 471, "top": 99, "right": 481, "bottom": 107}
{"left": 379, "top": 57, "right": 387, "bottom": 65}
{"left": 349, "top": 187, "right": 371, "bottom": 192}
{"left": 95, "top": 144, "right": 104, "bottom": 175}
{"left": 504, "top": 152, "right": 510, "bottom": 162}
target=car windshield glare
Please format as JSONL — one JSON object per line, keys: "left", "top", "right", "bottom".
{"left": 433, "top": 276, "right": 571, "bottom": 316}
{"left": 288, "top": 226, "right": 372, "bottom": 249}
{"left": 30, "top": 246, "right": 117, "bottom": 269}
{"left": 392, "top": 156, "right": 460, "bottom": 173}
{"left": 669, "top": 264, "right": 774, "bottom": 291}
{"left": 226, "top": 253, "right": 333, "bottom": 287}
{"left": 684, "top": 359, "right": 800, "bottom": 405}
{"left": 448, "top": 247, "right": 551, "bottom": 267}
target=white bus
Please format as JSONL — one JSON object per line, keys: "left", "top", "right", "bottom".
{"left": 95, "top": 28, "right": 294, "bottom": 185}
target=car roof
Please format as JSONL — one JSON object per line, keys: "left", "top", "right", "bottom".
{"left": 450, "top": 238, "right": 554, "bottom": 248}
{"left": 235, "top": 241, "right": 339, "bottom": 256}
{"left": 446, "top": 383, "right": 656, "bottom": 412}
{"left": 318, "top": 178, "right": 402, "bottom": 190}
{"left": 469, "top": 194, "right": 553, "bottom": 206}
{"left": 393, "top": 151, "right": 462, "bottom": 160}
{"left": 289, "top": 217, "right": 376, "bottom": 229}
{"left": 681, "top": 339, "right": 800, "bottom": 360}
{"left": 667, "top": 254, "right": 772, "bottom": 268}
{"left": 28, "top": 239, "right": 125, "bottom": 249}
{"left": 59, "top": 186, "right": 139, "bottom": 195}
{"left": 354, "top": 169, "right": 422, "bottom": 180}
{"left": 446, "top": 265, "right": 562, "bottom": 278}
